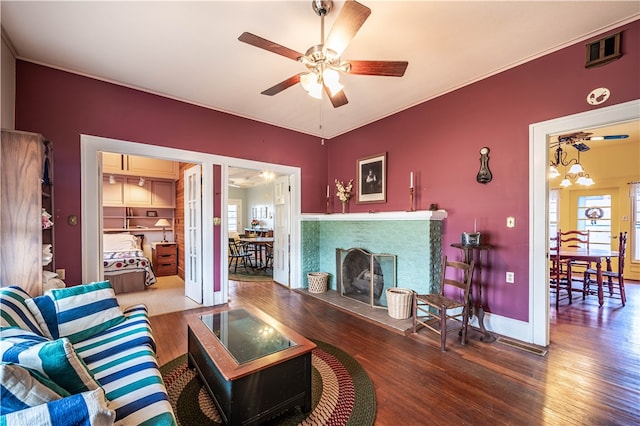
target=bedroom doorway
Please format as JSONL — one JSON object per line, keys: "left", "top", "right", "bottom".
{"left": 81, "top": 134, "right": 301, "bottom": 309}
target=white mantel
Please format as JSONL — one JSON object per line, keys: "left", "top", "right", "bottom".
{"left": 300, "top": 210, "right": 447, "bottom": 222}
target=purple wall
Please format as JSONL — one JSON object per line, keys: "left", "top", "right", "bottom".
{"left": 15, "top": 64, "right": 327, "bottom": 285}
{"left": 15, "top": 21, "right": 639, "bottom": 321}
{"left": 327, "top": 21, "right": 639, "bottom": 320}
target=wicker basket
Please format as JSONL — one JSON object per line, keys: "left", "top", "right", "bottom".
{"left": 386, "top": 288, "right": 413, "bottom": 319}
{"left": 308, "top": 272, "right": 329, "bottom": 293}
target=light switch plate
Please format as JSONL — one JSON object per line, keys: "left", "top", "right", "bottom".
{"left": 507, "top": 217, "right": 515, "bottom": 228}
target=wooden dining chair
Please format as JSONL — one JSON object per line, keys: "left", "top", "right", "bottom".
{"left": 559, "top": 229, "right": 591, "bottom": 290}
{"left": 228, "top": 238, "right": 253, "bottom": 273}
{"left": 550, "top": 232, "right": 572, "bottom": 308}
{"left": 583, "top": 232, "right": 627, "bottom": 306}
{"left": 412, "top": 256, "right": 475, "bottom": 352}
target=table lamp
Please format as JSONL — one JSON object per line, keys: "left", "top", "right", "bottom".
{"left": 154, "top": 218, "right": 171, "bottom": 243}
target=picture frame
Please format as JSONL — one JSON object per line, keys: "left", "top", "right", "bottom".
{"left": 357, "top": 153, "right": 386, "bottom": 204}
{"left": 146, "top": 210, "right": 158, "bottom": 217}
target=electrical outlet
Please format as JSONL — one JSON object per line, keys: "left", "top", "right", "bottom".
{"left": 506, "top": 272, "right": 515, "bottom": 283}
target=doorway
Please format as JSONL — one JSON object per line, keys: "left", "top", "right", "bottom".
{"left": 80, "top": 135, "right": 302, "bottom": 307}
{"left": 530, "top": 99, "right": 639, "bottom": 346}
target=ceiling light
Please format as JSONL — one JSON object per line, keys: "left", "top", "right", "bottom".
{"left": 323, "top": 68, "right": 343, "bottom": 96}
{"left": 550, "top": 144, "right": 595, "bottom": 187}
{"left": 300, "top": 72, "right": 323, "bottom": 99}
{"left": 568, "top": 163, "right": 584, "bottom": 174}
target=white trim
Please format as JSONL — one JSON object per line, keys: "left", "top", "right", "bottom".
{"left": 80, "top": 134, "right": 301, "bottom": 305}
{"left": 529, "top": 100, "right": 640, "bottom": 346}
{"left": 300, "top": 210, "right": 448, "bottom": 222}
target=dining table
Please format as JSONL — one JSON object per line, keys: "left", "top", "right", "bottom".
{"left": 238, "top": 236, "right": 274, "bottom": 269}
{"left": 558, "top": 246, "right": 619, "bottom": 307}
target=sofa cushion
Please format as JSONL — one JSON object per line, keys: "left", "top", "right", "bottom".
{"left": 26, "top": 281, "right": 125, "bottom": 344}
{"left": 0, "top": 362, "right": 70, "bottom": 415}
{"left": 0, "top": 327, "right": 101, "bottom": 395}
{"left": 0, "top": 286, "right": 43, "bottom": 336}
{"left": 0, "top": 388, "right": 115, "bottom": 426}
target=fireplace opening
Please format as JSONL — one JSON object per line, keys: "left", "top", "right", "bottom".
{"left": 337, "top": 248, "right": 396, "bottom": 308}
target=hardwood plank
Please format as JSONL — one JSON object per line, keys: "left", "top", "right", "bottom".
{"left": 150, "top": 281, "right": 640, "bottom": 424}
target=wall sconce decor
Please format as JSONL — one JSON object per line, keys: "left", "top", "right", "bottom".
{"left": 109, "top": 175, "right": 116, "bottom": 185}
{"left": 138, "top": 177, "right": 145, "bottom": 187}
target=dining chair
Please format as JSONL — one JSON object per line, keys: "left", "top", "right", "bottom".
{"left": 228, "top": 238, "right": 253, "bottom": 273}
{"left": 583, "top": 231, "right": 627, "bottom": 306}
{"left": 559, "top": 229, "right": 590, "bottom": 290}
{"left": 550, "top": 231, "right": 572, "bottom": 309}
{"left": 412, "top": 256, "right": 475, "bottom": 352}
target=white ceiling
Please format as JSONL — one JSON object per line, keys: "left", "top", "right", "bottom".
{"left": 2, "top": 1, "right": 638, "bottom": 139}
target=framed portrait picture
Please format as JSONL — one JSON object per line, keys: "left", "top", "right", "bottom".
{"left": 146, "top": 210, "right": 158, "bottom": 217}
{"left": 357, "top": 153, "right": 386, "bottom": 204}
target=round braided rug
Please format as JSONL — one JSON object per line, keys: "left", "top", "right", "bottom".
{"left": 160, "top": 339, "right": 376, "bottom": 426}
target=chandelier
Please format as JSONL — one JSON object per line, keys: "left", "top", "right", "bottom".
{"left": 549, "top": 145, "right": 594, "bottom": 187}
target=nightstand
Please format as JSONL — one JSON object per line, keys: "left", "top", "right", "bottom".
{"left": 152, "top": 242, "right": 177, "bottom": 276}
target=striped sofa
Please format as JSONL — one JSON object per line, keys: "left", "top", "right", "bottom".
{"left": 0, "top": 284, "right": 176, "bottom": 425}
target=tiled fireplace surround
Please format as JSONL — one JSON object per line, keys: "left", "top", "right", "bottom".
{"left": 300, "top": 211, "right": 448, "bottom": 306}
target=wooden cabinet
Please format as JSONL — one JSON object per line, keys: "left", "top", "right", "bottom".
{"left": 152, "top": 243, "right": 177, "bottom": 276}
{"left": 103, "top": 152, "right": 179, "bottom": 180}
{"left": 103, "top": 177, "right": 175, "bottom": 208}
{"left": 1, "top": 130, "right": 53, "bottom": 296}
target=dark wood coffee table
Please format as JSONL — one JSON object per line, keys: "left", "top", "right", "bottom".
{"left": 186, "top": 305, "right": 316, "bottom": 425}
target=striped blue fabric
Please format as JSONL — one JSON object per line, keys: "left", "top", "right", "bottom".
{"left": 74, "top": 304, "right": 176, "bottom": 425}
{"left": 0, "top": 389, "right": 115, "bottom": 426}
{"left": 25, "top": 281, "right": 126, "bottom": 344}
{"left": 0, "top": 328, "right": 101, "bottom": 395}
{"left": 0, "top": 362, "right": 70, "bottom": 415}
{"left": 0, "top": 286, "right": 44, "bottom": 336}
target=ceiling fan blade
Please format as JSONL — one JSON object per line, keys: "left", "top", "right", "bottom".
{"left": 324, "top": 85, "right": 349, "bottom": 108}
{"left": 261, "top": 73, "right": 304, "bottom": 96}
{"left": 238, "top": 32, "right": 303, "bottom": 61}
{"left": 347, "top": 60, "right": 408, "bottom": 77}
{"left": 324, "top": 1, "right": 371, "bottom": 57}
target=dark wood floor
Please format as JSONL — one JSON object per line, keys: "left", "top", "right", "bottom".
{"left": 150, "top": 281, "right": 640, "bottom": 425}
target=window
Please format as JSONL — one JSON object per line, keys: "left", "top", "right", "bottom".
{"left": 576, "top": 194, "right": 611, "bottom": 248}
{"left": 632, "top": 183, "right": 640, "bottom": 262}
{"left": 549, "top": 189, "right": 559, "bottom": 237}
{"left": 227, "top": 199, "right": 242, "bottom": 234}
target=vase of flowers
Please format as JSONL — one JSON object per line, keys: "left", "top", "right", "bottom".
{"left": 251, "top": 219, "right": 260, "bottom": 229}
{"left": 42, "top": 208, "right": 53, "bottom": 230}
{"left": 335, "top": 179, "right": 353, "bottom": 214}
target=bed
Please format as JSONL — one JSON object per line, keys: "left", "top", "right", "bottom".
{"left": 103, "top": 233, "right": 157, "bottom": 294}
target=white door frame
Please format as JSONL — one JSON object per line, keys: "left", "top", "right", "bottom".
{"left": 80, "top": 134, "right": 302, "bottom": 306}
{"left": 529, "top": 99, "right": 639, "bottom": 346}
{"left": 184, "top": 164, "right": 203, "bottom": 303}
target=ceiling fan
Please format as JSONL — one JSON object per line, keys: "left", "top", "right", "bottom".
{"left": 553, "top": 131, "right": 629, "bottom": 152}
{"left": 238, "top": 0, "right": 408, "bottom": 108}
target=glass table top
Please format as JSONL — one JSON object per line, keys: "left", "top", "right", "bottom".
{"left": 200, "top": 308, "right": 296, "bottom": 364}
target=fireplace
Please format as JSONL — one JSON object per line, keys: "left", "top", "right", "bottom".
{"left": 336, "top": 248, "right": 396, "bottom": 308}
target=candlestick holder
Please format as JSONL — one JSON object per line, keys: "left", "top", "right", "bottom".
{"left": 326, "top": 196, "right": 331, "bottom": 214}
{"left": 408, "top": 187, "right": 415, "bottom": 211}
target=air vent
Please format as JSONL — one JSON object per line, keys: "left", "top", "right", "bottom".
{"left": 585, "top": 32, "right": 621, "bottom": 68}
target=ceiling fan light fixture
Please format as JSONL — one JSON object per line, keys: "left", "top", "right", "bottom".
{"left": 549, "top": 165, "right": 560, "bottom": 179}
{"left": 300, "top": 72, "right": 323, "bottom": 98}
{"left": 560, "top": 177, "right": 572, "bottom": 187}
{"left": 323, "top": 68, "right": 343, "bottom": 96}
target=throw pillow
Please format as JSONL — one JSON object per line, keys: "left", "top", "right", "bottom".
{"left": 0, "top": 327, "right": 101, "bottom": 395}
{"left": 0, "top": 362, "right": 70, "bottom": 415}
{"left": 0, "top": 286, "right": 44, "bottom": 336}
{"left": 0, "top": 388, "right": 115, "bottom": 426}
{"left": 25, "top": 281, "right": 125, "bottom": 344}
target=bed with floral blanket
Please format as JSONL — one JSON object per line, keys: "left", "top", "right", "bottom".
{"left": 103, "top": 233, "right": 157, "bottom": 294}
{"left": 103, "top": 249, "right": 156, "bottom": 286}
